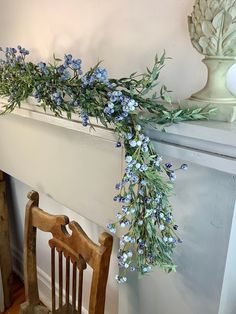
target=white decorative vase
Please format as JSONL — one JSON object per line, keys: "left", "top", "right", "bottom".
{"left": 190, "top": 56, "right": 236, "bottom": 103}
{"left": 183, "top": 0, "right": 236, "bottom": 122}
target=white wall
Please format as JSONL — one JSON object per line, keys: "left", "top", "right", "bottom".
{"left": 0, "top": 0, "right": 221, "bottom": 101}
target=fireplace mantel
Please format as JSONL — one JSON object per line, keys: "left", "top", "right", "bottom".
{"left": 1, "top": 98, "right": 235, "bottom": 175}
{"left": 0, "top": 99, "right": 236, "bottom": 314}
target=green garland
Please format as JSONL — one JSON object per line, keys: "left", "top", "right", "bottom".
{"left": 0, "top": 46, "right": 212, "bottom": 283}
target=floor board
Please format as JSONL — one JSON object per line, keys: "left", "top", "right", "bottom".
{"left": 1, "top": 274, "right": 25, "bottom": 314}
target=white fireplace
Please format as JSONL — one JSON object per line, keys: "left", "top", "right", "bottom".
{"left": 0, "top": 101, "right": 236, "bottom": 314}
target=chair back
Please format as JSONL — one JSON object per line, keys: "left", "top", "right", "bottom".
{"left": 21, "top": 190, "right": 113, "bottom": 314}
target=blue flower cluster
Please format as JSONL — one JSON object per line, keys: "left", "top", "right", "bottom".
{"left": 106, "top": 118, "right": 189, "bottom": 280}
{"left": 103, "top": 91, "right": 139, "bottom": 122}
{"left": 51, "top": 91, "right": 63, "bottom": 106}
{"left": 81, "top": 112, "right": 89, "bottom": 126}
{"left": 64, "top": 54, "right": 82, "bottom": 74}
{"left": 17, "top": 45, "right": 29, "bottom": 56}
{"left": 82, "top": 67, "right": 110, "bottom": 87}
{"left": 0, "top": 46, "right": 29, "bottom": 67}
{"left": 37, "top": 62, "right": 49, "bottom": 75}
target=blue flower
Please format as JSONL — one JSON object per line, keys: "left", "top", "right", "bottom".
{"left": 125, "top": 133, "right": 133, "bottom": 140}
{"left": 106, "top": 223, "right": 116, "bottom": 234}
{"left": 165, "top": 162, "right": 172, "bottom": 169}
{"left": 159, "top": 224, "right": 165, "bottom": 231}
{"left": 130, "top": 175, "right": 139, "bottom": 184}
{"left": 163, "top": 237, "right": 168, "bottom": 243}
{"left": 140, "top": 179, "right": 146, "bottom": 186}
{"left": 115, "top": 115, "right": 124, "bottom": 122}
{"left": 125, "top": 155, "right": 132, "bottom": 163}
{"left": 116, "top": 213, "right": 122, "bottom": 220}
{"left": 136, "top": 140, "right": 142, "bottom": 147}
{"left": 144, "top": 197, "right": 151, "bottom": 204}
{"left": 37, "top": 62, "right": 49, "bottom": 75}
{"left": 180, "top": 163, "right": 188, "bottom": 171}
{"left": 108, "top": 102, "right": 114, "bottom": 109}
{"left": 120, "top": 219, "right": 130, "bottom": 227}
{"left": 127, "top": 251, "right": 133, "bottom": 257}
{"left": 72, "top": 100, "right": 80, "bottom": 107}
{"left": 115, "top": 183, "right": 121, "bottom": 190}
{"left": 141, "top": 145, "right": 148, "bottom": 152}
{"left": 115, "top": 275, "right": 127, "bottom": 283}
{"left": 17, "top": 47, "right": 29, "bottom": 55}
{"left": 159, "top": 213, "right": 165, "bottom": 219}
{"left": 168, "top": 171, "right": 176, "bottom": 182}
{"left": 138, "top": 220, "right": 143, "bottom": 226}
{"left": 94, "top": 67, "right": 108, "bottom": 84}
{"left": 122, "top": 206, "right": 129, "bottom": 214}
{"left": 138, "top": 239, "right": 145, "bottom": 248}
{"left": 129, "top": 140, "right": 136, "bottom": 147}
{"left": 51, "top": 91, "right": 63, "bottom": 106}
{"left": 64, "top": 54, "right": 72, "bottom": 66}
{"left": 104, "top": 106, "right": 114, "bottom": 115}
{"left": 141, "top": 164, "right": 148, "bottom": 171}
{"left": 71, "top": 58, "right": 82, "bottom": 70}
{"left": 81, "top": 113, "right": 89, "bottom": 126}
{"left": 60, "top": 70, "right": 71, "bottom": 81}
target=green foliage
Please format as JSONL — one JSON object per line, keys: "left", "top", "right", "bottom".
{"left": 0, "top": 47, "right": 212, "bottom": 283}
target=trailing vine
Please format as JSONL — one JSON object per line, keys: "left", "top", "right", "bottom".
{"left": 0, "top": 46, "right": 212, "bottom": 283}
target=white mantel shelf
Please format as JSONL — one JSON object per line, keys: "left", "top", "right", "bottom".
{"left": 1, "top": 98, "right": 235, "bottom": 178}
{"left": 146, "top": 119, "right": 236, "bottom": 175}
{"left": 1, "top": 98, "right": 235, "bottom": 152}
{"left": 0, "top": 98, "right": 116, "bottom": 141}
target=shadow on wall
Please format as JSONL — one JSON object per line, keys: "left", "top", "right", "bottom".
{"left": 6, "top": 175, "right": 24, "bottom": 270}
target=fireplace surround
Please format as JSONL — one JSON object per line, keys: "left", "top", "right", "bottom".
{"left": 0, "top": 99, "right": 235, "bottom": 314}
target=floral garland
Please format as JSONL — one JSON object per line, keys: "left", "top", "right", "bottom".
{"left": 0, "top": 46, "right": 211, "bottom": 283}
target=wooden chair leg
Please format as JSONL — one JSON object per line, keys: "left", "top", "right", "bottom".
{"left": 20, "top": 302, "right": 49, "bottom": 314}
{"left": 0, "top": 171, "right": 13, "bottom": 309}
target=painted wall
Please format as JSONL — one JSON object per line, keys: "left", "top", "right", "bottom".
{"left": 1, "top": 1, "right": 236, "bottom": 314}
{"left": 2, "top": 0, "right": 236, "bottom": 101}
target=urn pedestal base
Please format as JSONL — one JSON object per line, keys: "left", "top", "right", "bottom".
{"left": 181, "top": 56, "right": 236, "bottom": 122}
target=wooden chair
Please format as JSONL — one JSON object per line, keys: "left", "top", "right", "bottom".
{"left": 0, "top": 171, "right": 13, "bottom": 309}
{"left": 20, "top": 190, "right": 113, "bottom": 314}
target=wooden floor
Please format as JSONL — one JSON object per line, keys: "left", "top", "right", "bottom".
{"left": 0, "top": 274, "right": 25, "bottom": 314}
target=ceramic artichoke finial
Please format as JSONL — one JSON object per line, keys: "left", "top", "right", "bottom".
{"left": 188, "top": 0, "right": 236, "bottom": 56}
